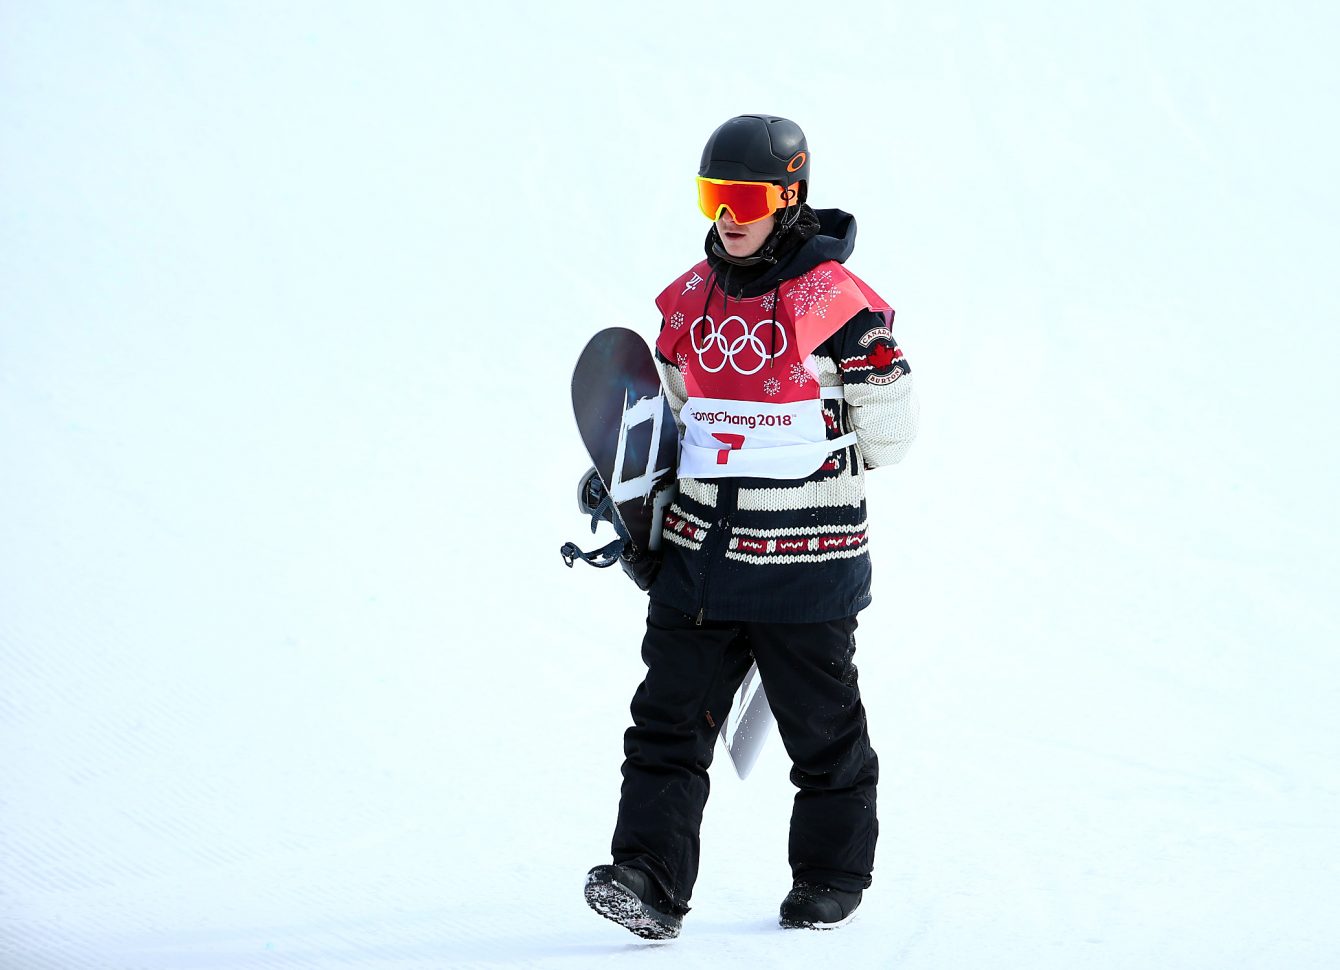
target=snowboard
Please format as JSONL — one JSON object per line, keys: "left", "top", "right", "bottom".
{"left": 561, "top": 326, "right": 775, "bottom": 780}
{"left": 724, "top": 662, "right": 775, "bottom": 780}
{"left": 567, "top": 327, "right": 678, "bottom": 570}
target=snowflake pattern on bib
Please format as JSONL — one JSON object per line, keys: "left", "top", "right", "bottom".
{"left": 669, "top": 311, "right": 685, "bottom": 330}
{"left": 763, "top": 376, "right": 781, "bottom": 397}
{"left": 787, "top": 268, "right": 844, "bottom": 320}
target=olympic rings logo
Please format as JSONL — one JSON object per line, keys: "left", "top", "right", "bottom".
{"left": 689, "top": 315, "right": 788, "bottom": 375}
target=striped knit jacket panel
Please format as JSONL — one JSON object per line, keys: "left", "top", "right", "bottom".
{"left": 649, "top": 305, "right": 918, "bottom": 624}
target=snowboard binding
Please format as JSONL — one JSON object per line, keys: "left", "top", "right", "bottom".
{"left": 560, "top": 467, "right": 663, "bottom": 591}
{"left": 561, "top": 467, "right": 628, "bottom": 570}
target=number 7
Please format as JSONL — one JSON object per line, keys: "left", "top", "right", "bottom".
{"left": 712, "top": 432, "right": 745, "bottom": 465}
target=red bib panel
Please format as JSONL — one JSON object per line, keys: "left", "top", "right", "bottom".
{"left": 655, "top": 260, "right": 890, "bottom": 478}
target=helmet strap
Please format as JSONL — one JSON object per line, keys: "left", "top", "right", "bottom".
{"left": 777, "top": 176, "right": 808, "bottom": 229}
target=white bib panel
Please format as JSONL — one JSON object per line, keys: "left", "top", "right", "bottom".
{"left": 679, "top": 395, "right": 856, "bottom": 480}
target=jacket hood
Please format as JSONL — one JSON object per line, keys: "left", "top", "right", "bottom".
{"left": 799, "top": 208, "right": 858, "bottom": 268}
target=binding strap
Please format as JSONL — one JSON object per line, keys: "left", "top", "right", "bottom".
{"left": 561, "top": 467, "right": 634, "bottom": 570}
{"left": 560, "top": 536, "right": 625, "bottom": 569}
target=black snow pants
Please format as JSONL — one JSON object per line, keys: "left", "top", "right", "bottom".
{"left": 610, "top": 601, "right": 879, "bottom": 912}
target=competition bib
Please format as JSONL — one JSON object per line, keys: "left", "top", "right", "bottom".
{"left": 679, "top": 395, "right": 854, "bottom": 479}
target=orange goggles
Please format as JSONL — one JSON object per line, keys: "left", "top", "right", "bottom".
{"left": 696, "top": 177, "right": 796, "bottom": 225}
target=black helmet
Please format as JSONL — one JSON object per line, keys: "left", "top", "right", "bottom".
{"left": 699, "top": 114, "right": 810, "bottom": 188}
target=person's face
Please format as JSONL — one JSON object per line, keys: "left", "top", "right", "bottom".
{"left": 716, "top": 209, "right": 777, "bottom": 258}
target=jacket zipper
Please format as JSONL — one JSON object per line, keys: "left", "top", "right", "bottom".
{"left": 695, "top": 480, "right": 738, "bottom": 625}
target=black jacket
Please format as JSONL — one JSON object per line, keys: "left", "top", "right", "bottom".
{"left": 649, "top": 207, "right": 919, "bottom": 623}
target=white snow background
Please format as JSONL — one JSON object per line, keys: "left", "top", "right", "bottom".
{"left": 3, "top": 2, "right": 1338, "bottom": 968}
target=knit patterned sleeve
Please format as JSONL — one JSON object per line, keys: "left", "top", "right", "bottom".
{"left": 829, "top": 308, "right": 919, "bottom": 468}
{"left": 654, "top": 342, "right": 689, "bottom": 437}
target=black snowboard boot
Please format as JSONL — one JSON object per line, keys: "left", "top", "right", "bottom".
{"left": 778, "top": 882, "right": 863, "bottom": 929}
{"left": 584, "top": 864, "right": 682, "bottom": 940}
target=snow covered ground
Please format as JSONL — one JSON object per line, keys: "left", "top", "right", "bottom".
{"left": 4, "top": 3, "right": 1339, "bottom": 968}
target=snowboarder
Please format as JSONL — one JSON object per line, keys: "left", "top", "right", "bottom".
{"left": 585, "top": 114, "right": 919, "bottom": 938}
